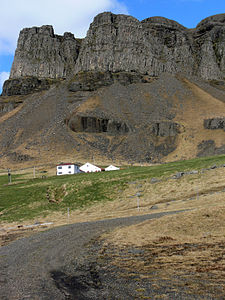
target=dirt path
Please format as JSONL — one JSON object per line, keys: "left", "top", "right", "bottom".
{"left": 0, "top": 210, "right": 187, "bottom": 300}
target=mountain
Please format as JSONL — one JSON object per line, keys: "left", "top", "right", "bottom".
{"left": 0, "top": 12, "right": 225, "bottom": 168}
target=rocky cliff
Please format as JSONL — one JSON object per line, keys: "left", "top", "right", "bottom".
{"left": 10, "top": 25, "right": 81, "bottom": 80}
{"left": 1, "top": 12, "right": 225, "bottom": 167}
{"left": 5, "top": 12, "right": 225, "bottom": 93}
{"left": 75, "top": 12, "right": 225, "bottom": 79}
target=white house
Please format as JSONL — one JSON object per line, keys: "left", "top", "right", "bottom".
{"left": 105, "top": 165, "right": 120, "bottom": 171}
{"left": 56, "top": 163, "right": 80, "bottom": 176}
{"left": 79, "top": 162, "right": 101, "bottom": 173}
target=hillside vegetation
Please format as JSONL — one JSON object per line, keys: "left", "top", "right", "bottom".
{"left": 1, "top": 155, "right": 225, "bottom": 297}
{"left": 1, "top": 154, "right": 225, "bottom": 225}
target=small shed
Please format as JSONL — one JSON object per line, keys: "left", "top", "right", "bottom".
{"left": 105, "top": 165, "right": 120, "bottom": 171}
{"left": 79, "top": 162, "right": 101, "bottom": 173}
{"left": 56, "top": 163, "right": 81, "bottom": 176}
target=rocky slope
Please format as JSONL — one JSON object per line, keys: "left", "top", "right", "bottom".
{"left": 0, "top": 12, "right": 225, "bottom": 167}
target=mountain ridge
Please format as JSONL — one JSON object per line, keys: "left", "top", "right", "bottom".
{"left": 0, "top": 12, "right": 225, "bottom": 167}
{"left": 2, "top": 12, "right": 225, "bottom": 94}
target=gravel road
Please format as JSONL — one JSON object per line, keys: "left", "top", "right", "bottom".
{"left": 0, "top": 210, "right": 187, "bottom": 300}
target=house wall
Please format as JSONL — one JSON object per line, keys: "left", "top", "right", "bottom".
{"left": 57, "top": 164, "right": 75, "bottom": 175}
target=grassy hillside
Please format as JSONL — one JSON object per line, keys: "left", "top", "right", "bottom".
{"left": 1, "top": 154, "right": 225, "bottom": 224}
{"left": 1, "top": 155, "right": 225, "bottom": 296}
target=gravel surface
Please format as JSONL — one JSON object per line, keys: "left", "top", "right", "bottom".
{"left": 0, "top": 210, "right": 187, "bottom": 300}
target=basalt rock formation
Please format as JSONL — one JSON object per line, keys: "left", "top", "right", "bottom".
{"left": 10, "top": 25, "right": 81, "bottom": 79}
{"left": 0, "top": 12, "right": 225, "bottom": 166}
{"left": 204, "top": 117, "right": 225, "bottom": 130}
{"left": 2, "top": 77, "right": 60, "bottom": 96}
{"left": 2, "top": 12, "right": 225, "bottom": 96}
{"left": 65, "top": 115, "right": 130, "bottom": 135}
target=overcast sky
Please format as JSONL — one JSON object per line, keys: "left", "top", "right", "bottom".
{"left": 0, "top": 0, "right": 224, "bottom": 92}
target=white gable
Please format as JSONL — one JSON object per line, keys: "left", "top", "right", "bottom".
{"left": 105, "top": 165, "right": 120, "bottom": 171}
{"left": 80, "top": 162, "right": 101, "bottom": 173}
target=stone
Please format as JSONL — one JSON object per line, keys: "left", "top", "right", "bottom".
{"left": 10, "top": 25, "right": 81, "bottom": 80}
{"left": 150, "top": 205, "right": 159, "bottom": 210}
{"left": 65, "top": 115, "right": 130, "bottom": 135}
{"left": 8, "top": 12, "right": 225, "bottom": 87}
{"left": 172, "top": 172, "right": 185, "bottom": 179}
{"left": 204, "top": 117, "right": 225, "bottom": 130}
{"left": 185, "top": 170, "right": 198, "bottom": 175}
{"left": 210, "top": 164, "right": 217, "bottom": 169}
{"left": 151, "top": 121, "right": 180, "bottom": 137}
{"left": 197, "top": 140, "right": 225, "bottom": 157}
{"left": 68, "top": 71, "right": 150, "bottom": 93}
{"left": 2, "top": 77, "right": 58, "bottom": 96}
{"left": 75, "top": 12, "right": 225, "bottom": 80}
{"left": 151, "top": 178, "right": 159, "bottom": 183}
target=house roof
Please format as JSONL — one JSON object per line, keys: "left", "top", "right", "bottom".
{"left": 80, "top": 162, "right": 101, "bottom": 172}
{"left": 105, "top": 165, "right": 120, "bottom": 171}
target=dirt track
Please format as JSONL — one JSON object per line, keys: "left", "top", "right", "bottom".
{"left": 0, "top": 210, "right": 193, "bottom": 300}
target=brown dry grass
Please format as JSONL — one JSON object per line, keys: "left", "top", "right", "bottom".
{"left": 166, "top": 78, "right": 225, "bottom": 162}
{"left": 105, "top": 206, "right": 225, "bottom": 246}
{"left": 1, "top": 166, "right": 225, "bottom": 247}
{"left": 75, "top": 95, "right": 102, "bottom": 113}
{"left": 101, "top": 206, "right": 225, "bottom": 296}
{"left": 1, "top": 166, "right": 225, "bottom": 297}
{"left": 100, "top": 169, "right": 225, "bottom": 298}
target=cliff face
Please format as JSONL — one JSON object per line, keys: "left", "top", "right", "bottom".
{"left": 75, "top": 13, "right": 195, "bottom": 76}
{"left": 4, "top": 13, "right": 225, "bottom": 97}
{"left": 75, "top": 13, "right": 225, "bottom": 79}
{"left": 194, "top": 14, "right": 225, "bottom": 80}
{"left": 7, "top": 13, "right": 225, "bottom": 82}
{"left": 10, "top": 25, "right": 81, "bottom": 79}
{"left": 1, "top": 12, "right": 225, "bottom": 166}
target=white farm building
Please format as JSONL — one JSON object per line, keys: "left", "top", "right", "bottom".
{"left": 105, "top": 165, "right": 120, "bottom": 171}
{"left": 56, "top": 163, "right": 80, "bottom": 176}
{"left": 79, "top": 162, "right": 101, "bottom": 173}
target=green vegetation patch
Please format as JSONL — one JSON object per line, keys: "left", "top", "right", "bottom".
{"left": 1, "top": 154, "right": 225, "bottom": 223}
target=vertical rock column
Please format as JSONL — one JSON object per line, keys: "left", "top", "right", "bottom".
{"left": 10, "top": 25, "right": 81, "bottom": 79}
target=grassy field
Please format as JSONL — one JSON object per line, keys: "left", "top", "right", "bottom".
{"left": 1, "top": 155, "right": 225, "bottom": 297}
{"left": 1, "top": 154, "right": 225, "bottom": 224}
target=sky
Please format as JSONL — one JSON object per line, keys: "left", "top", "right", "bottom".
{"left": 0, "top": 0, "right": 224, "bottom": 92}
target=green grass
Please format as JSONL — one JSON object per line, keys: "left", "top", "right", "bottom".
{"left": 1, "top": 154, "right": 225, "bottom": 223}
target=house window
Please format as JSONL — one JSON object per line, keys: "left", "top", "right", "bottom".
{"left": 58, "top": 172, "right": 62, "bottom": 174}
{"left": 69, "top": 171, "right": 71, "bottom": 174}
{"left": 68, "top": 166, "right": 71, "bottom": 169}
{"left": 58, "top": 166, "right": 62, "bottom": 169}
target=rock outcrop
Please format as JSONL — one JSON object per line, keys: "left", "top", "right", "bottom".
{"left": 194, "top": 14, "right": 225, "bottom": 79}
{"left": 75, "top": 13, "right": 225, "bottom": 80}
{"left": 65, "top": 115, "right": 130, "bottom": 135}
{"left": 1, "top": 13, "right": 225, "bottom": 166}
{"left": 204, "top": 117, "right": 225, "bottom": 130}
{"left": 3, "top": 13, "right": 224, "bottom": 91}
{"left": 10, "top": 25, "right": 81, "bottom": 79}
{"left": 197, "top": 140, "right": 225, "bottom": 157}
{"left": 150, "top": 122, "right": 180, "bottom": 137}
{"left": 1, "top": 77, "right": 59, "bottom": 96}
{"left": 68, "top": 71, "right": 153, "bottom": 92}
{"left": 75, "top": 13, "right": 195, "bottom": 77}
{"left": 2, "top": 13, "right": 225, "bottom": 96}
